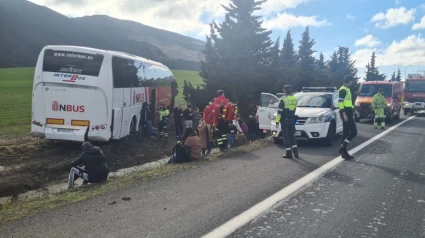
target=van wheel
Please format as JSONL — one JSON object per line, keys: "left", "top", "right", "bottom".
{"left": 394, "top": 109, "right": 400, "bottom": 120}
{"left": 403, "top": 108, "right": 409, "bottom": 115}
{"left": 323, "top": 122, "right": 336, "bottom": 147}
{"left": 386, "top": 112, "right": 393, "bottom": 125}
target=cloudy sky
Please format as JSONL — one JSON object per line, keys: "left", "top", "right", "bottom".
{"left": 29, "top": 0, "right": 425, "bottom": 80}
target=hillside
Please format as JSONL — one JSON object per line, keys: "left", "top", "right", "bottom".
{"left": 0, "top": 0, "right": 205, "bottom": 70}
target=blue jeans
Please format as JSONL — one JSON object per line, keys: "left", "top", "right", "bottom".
{"left": 207, "top": 141, "right": 212, "bottom": 152}
{"left": 227, "top": 133, "right": 236, "bottom": 148}
{"left": 146, "top": 120, "right": 153, "bottom": 136}
{"left": 168, "top": 154, "right": 176, "bottom": 164}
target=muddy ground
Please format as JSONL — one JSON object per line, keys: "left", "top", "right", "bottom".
{"left": 0, "top": 131, "right": 177, "bottom": 198}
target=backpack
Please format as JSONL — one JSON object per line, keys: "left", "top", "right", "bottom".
{"left": 172, "top": 143, "right": 191, "bottom": 163}
{"left": 203, "top": 105, "right": 214, "bottom": 125}
{"left": 226, "top": 103, "right": 236, "bottom": 121}
{"left": 240, "top": 121, "right": 248, "bottom": 134}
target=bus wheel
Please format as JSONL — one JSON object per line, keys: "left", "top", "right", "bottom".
{"left": 129, "top": 118, "right": 137, "bottom": 137}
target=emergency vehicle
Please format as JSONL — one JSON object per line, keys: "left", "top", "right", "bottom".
{"left": 31, "top": 45, "right": 177, "bottom": 142}
{"left": 402, "top": 72, "right": 425, "bottom": 115}
{"left": 354, "top": 81, "right": 403, "bottom": 124}
{"left": 259, "top": 87, "right": 343, "bottom": 146}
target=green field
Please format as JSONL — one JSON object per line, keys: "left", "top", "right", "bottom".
{"left": 0, "top": 67, "right": 203, "bottom": 136}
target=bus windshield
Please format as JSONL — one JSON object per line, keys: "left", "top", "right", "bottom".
{"left": 43, "top": 49, "right": 104, "bottom": 76}
{"left": 405, "top": 80, "right": 425, "bottom": 92}
{"left": 358, "top": 84, "right": 392, "bottom": 97}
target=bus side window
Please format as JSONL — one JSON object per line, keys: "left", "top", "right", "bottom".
{"left": 112, "top": 56, "right": 144, "bottom": 88}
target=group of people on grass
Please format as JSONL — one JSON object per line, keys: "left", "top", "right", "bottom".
{"left": 67, "top": 102, "right": 266, "bottom": 189}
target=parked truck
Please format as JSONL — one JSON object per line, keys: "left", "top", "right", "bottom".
{"left": 402, "top": 72, "right": 425, "bottom": 115}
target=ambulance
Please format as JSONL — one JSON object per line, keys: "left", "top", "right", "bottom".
{"left": 354, "top": 81, "right": 403, "bottom": 124}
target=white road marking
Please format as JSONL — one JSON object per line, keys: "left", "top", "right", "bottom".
{"left": 202, "top": 115, "right": 417, "bottom": 238}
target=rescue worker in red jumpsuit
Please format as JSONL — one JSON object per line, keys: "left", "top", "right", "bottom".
{"left": 213, "top": 90, "right": 230, "bottom": 151}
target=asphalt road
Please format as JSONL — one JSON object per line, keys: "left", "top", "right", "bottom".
{"left": 230, "top": 114, "right": 425, "bottom": 238}
{"left": 1, "top": 114, "right": 422, "bottom": 238}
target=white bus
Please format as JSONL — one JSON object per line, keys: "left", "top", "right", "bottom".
{"left": 31, "top": 45, "right": 178, "bottom": 142}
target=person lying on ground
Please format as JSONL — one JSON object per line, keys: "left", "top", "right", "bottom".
{"left": 168, "top": 127, "right": 202, "bottom": 163}
{"left": 68, "top": 142, "right": 110, "bottom": 189}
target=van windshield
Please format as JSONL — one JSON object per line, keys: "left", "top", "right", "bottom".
{"left": 358, "top": 84, "right": 392, "bottom": 97}
{"left": 43, "top": 49, "right": 104, "bottom": 76}
{"left": 295, "top": 93, "right": 333, "bottom": 108}
{"left": 405, "top": 80, "right": 425, "bottom": 92}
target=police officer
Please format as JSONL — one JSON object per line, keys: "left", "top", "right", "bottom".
{"left": 338, "top": 75, "right": 360, "bottom": 159}
{"left": 157, "top": 103, "right": 170, "bottom": 139}
{"left": 276, "top": 85, "right": 299, "bottom": 159}
{"left": 372, "top": 88, "right": 386, "bottom": 130}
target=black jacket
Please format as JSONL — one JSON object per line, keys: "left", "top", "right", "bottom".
{"left": 173, "top": 107, "right": 183, "bottom": 121}
{"left": 183, "top": 109, "right": 193, "bottom": 120}
{"left": 146, "top": 104, "right": 154, "bottom": 121}
{"left": 70, "top": 146, "right": 109, "bottom": 182}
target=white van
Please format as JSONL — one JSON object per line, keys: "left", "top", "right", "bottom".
{"left": 258, "top": 87, "right": 343, "bottom": 146}
{"left": 31, "top": 45, "right": 177, "bottom": 142}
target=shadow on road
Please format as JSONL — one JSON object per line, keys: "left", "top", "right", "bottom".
{"left": 289, "top": 158, "right": 320, "bottom": 171}
{"left": 351, "top": 161, "right": 425, "bottom": 186}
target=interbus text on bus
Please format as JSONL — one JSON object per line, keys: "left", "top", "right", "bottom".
{"left": 53, "top": 52, "right": 94, "bottom": 60}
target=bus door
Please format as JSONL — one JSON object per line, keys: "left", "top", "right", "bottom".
{"left": 112, "top": 88, "right": 124, "bottom": 139}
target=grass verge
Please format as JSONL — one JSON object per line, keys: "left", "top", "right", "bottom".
{"left": 0, "top": 139, "right": 272, "bottom": 224}
{"left": 0, "top": 163, "right": 198, "bottom": 224}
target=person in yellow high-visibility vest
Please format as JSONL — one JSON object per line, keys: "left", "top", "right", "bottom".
{"left": 276, "top": 85, "right": 299, "bottom": 159}
{"left": 338, "top": 75, "right": 360, "bottom": 160}
{"left": 157, "top": 103, "right": 170, "bottom": 139}
{"left": 372, "top": 88, "right": 386, "bottom": 130}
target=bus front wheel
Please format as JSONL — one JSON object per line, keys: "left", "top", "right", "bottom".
{"left": 129, "top": 117, "right": 137, "bottom": 137}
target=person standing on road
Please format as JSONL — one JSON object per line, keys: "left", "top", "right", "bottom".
{"left": 173, "top": 105, "right": 184, "bottom": 140}
{"left": 372, "top": 88, "right": 386, "bottom": 130}
{"left": 192, "top": 107, "right": 201, "bottom": 130}
{"left": 68, "top": 142, "right": 109, "bottom": 189}
{"left": 214, "top": 90, "right": 230, "bottom": 151}
{"left": 276, "top": 85, "right": 299, "bottom": 159}
{"left": 338, "top": 75, "right": 360, "bottom": 160}
{"left": 146, "top": 102, "right": 154, "bottom": 138}
{"left": 157, "top": 103, "right": 170, "bottom": 139}
{"left": 183, "top": 105, "right": 193, "bottom": 128}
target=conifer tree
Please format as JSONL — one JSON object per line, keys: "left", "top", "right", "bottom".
{"left": 297, "top": 26, "right": 317, "bottom": 89}
{"left": 364, "top": 52, "right": 386, "bottom": 81}
{"left": 396, "top": 68, "right": 402, "bottom": 81}
{"left": 390, "top": 71, "right": 396, "bottom": 81}
{"left": 199, "top": 0, "right": 273, "bottom": 110}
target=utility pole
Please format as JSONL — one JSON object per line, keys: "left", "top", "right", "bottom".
{"left": 405, "top": 65, "right": 412, "bottom": 79}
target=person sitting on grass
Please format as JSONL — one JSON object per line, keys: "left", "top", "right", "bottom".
{"left": 168, "top": 127, "right": 202, "bottom": 164}
{"left": 68, "top": 142, "right": 110, "bottom": 189}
